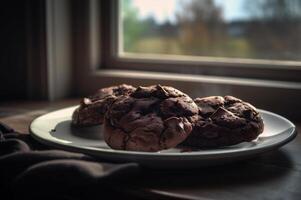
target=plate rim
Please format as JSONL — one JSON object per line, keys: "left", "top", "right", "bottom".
{"left": 29, "top": 106, "right": 297, "bottom": 159}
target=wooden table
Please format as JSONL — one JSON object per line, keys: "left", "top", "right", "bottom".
{"left": 1, "top": 99, "right": 300, "bottom": 200}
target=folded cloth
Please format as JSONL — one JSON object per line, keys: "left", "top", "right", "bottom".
{"left": 0, "top": 122, "right": 140, "bottom": 200}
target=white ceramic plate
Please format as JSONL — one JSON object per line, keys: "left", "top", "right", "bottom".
{"left": 30, "top": 106, "right": 296, "bottom": 169}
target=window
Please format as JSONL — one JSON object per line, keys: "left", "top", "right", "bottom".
{"left": 99, "top": 0, "right": 301, "bottom": 82}
{"left": 120, "top": 0, "right": 301, "bottom": 62}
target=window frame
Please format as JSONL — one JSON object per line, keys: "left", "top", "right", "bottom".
{"left": 102, "top": 0, "right": 301, "bottom": 82}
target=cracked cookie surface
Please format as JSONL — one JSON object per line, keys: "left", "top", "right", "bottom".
{"left": 72, "top": 84, "right": 136, "bottom": 127}
{"left": 181, "top": 96, "right": 264, "bottom": 148}
{"left": 104, "top": 85, "right": 199, "bottom": 152}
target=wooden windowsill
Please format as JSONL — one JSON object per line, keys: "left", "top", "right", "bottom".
{"left": 0, "top": 99, "right": 79, "bottom": 133}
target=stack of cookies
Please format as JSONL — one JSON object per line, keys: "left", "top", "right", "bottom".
{"left": 72, "top": 84, "right": 264, "bottom": 152}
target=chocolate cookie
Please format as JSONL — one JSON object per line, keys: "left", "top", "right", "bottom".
{"left": 181, "top": 96, "right": 264, "bottom": 148}
{"left": 72, "top": 84, "right": 136, "bottom": 127}
{"left": 104, "top": 85, "right": 199, "bottom": 152}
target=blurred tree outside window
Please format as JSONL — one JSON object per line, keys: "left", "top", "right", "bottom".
{"left": 121, "top": 0, "right": 301, "bottom": 61}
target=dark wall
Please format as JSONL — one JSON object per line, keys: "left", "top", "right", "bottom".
{"left": 0, "top": 2, "right": 28, "bottom": 100}
{"left": 0, "top": 1, "right": 48, "bottom": 101}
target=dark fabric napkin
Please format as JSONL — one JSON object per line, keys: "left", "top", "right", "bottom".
{"left": 0, "top": 122, "right": 140, "bottom": 200}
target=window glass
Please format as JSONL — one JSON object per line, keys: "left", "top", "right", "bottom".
{"left": 121, "top": 0, "right": 301, "bottom": 61}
